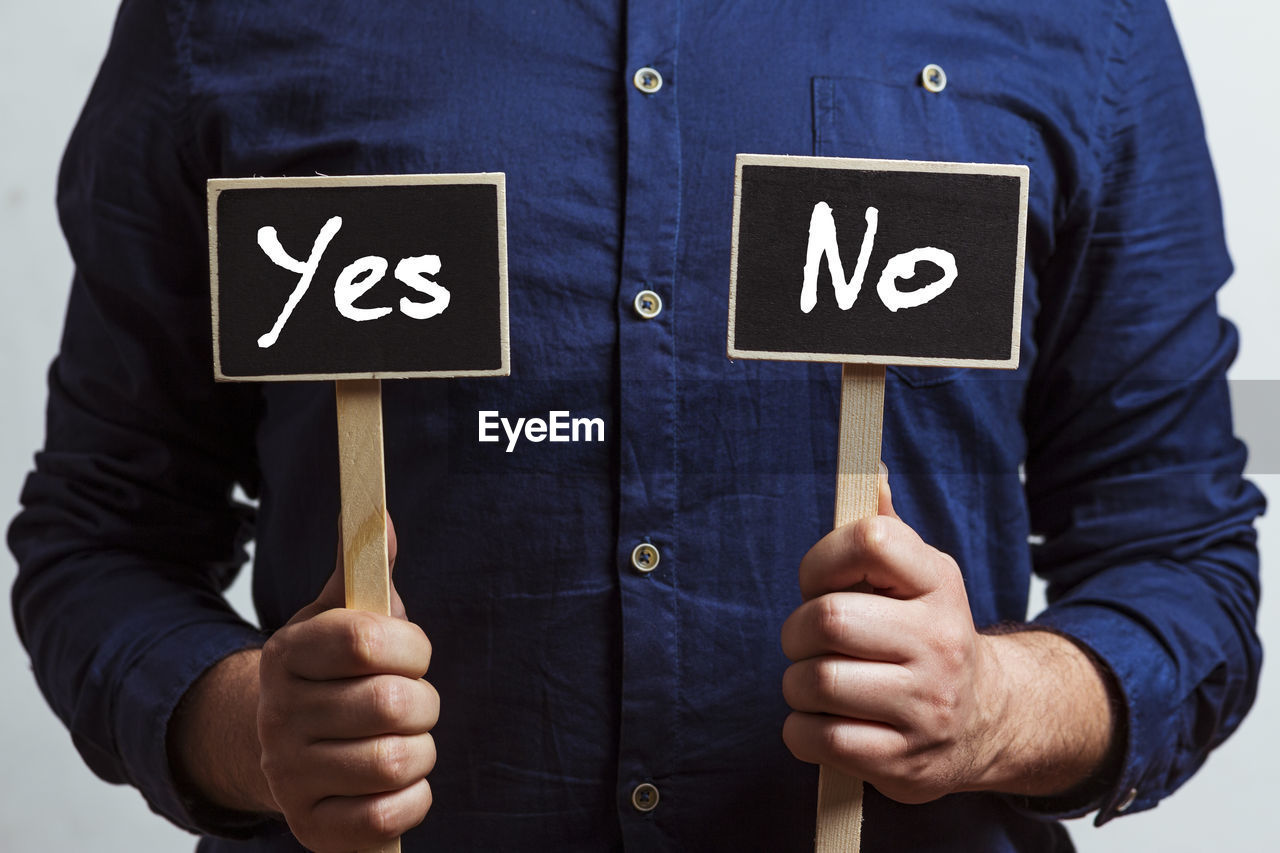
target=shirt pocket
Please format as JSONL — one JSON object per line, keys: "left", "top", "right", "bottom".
{"left": 812, "top": 74, "right": 1035, "bottom": 388}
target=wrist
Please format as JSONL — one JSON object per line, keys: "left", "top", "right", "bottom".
{"left": 964, "top": 633, "right": 1020, "bottom": 793}
{"left": 963, "top": 629, "right": 1116, "bottom": 798}
{"left": 169, "top": 647, "right": 279, "bottom": 817}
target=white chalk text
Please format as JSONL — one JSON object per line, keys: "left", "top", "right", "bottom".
{"left": 256, "top": 216, "right": 450, "bottom": 348}
{"left": 800, "top": 202, "right": 957, "bottom": 314}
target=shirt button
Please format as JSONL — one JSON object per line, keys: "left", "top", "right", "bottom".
{"left": 633, "top": 289, "right": 663, "bottom": 319}
{"left": 1115, "top": 787, "right": 1138, "bottom": 813}
{"left": 633, "top": 66, "right": 664, "bottom": 94}
{"left": 631, "top": 542, "right": 660, "bottom": 573}
{"left": 631, "top": 782, "right": 660, "bottom": 813}
{"left": 920, "top": 63, "right": 947, "bottom": 93}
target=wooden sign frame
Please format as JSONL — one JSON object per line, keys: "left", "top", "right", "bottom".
{"left": 208, "top": 172, "right": 509, "bottom": 383}
{"left": 727, "top": 153, "right": 1028, "bottom": 370}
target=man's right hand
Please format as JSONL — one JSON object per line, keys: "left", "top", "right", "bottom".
{"left": 169, "top": 516, "right": 438, "bottom": 853}
{"left": 257, "top": 517, "right": 439, "bottom": 851}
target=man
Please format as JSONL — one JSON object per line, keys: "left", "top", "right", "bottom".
{"left": 10, "top": 1, "right": 1263, "bottom": 851}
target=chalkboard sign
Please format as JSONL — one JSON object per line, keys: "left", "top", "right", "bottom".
{"left": 209, "top": 173, "right": 509, "bottom": 381}
{"left": 728, "top": 155, "right": 1027, "bottom": 368}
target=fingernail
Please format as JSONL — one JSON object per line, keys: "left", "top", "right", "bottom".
{"left": 878, "top": 460, "right": 888, "bottom": 478}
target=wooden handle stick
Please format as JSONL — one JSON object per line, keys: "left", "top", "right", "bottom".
{"left": 814, "top": 363, "right": 886, "bottom": 853}
{"left": 335, "top": 378, "right": 398, "bottom": 853}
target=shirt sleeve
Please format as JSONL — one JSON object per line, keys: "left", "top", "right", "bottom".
{"left": 7, "top": 0, "right": 269, "bottom": 836}
{"left": 1020, "top": 0, "right": 1265, "bottom": 824}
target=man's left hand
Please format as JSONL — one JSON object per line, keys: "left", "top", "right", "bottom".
{"left": 780, "top": 469, "right": 1114, "bottom": 804}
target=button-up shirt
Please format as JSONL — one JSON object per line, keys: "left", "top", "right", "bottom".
{"left": 10, "top": 1, "right": 1264, "bottom": 851}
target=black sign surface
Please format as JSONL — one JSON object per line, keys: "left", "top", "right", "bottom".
{"left": 210, "top": 174, "right": 508, "bottom": 381}
{"left": 728, "top": 155, "right": 1026, "bottom": 368}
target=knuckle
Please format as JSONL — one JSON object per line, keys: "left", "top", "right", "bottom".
{"left": 809, "top": 658, "right": 844, "bottom": 701}
{"left": 255, "top": 680, "right": 294, "bottom": 736}
{"left": 262, "top": 628, "right": 296, "bottom": 673}
{"left": 783, "top": 712, "right": 831, "bottom": 763}
{"left": 371, "top": 676, "right": 408, "bottom": 726}
{"left": 931, "top": 632, "right": 971, "bottom": 676}
{"left": 922, "top": 694, "right": 961, "bottom": 736}
{"left": 903, "top": 673, "right": 963, "bottom": 739}
{"left": 813, "top": 596, "right": 848, "bottom": 644}
{"left": 343, "top": 613, "right": 385, "bottom": 668}
{"left": 933, "top": 680, "right": 963, "bottom": 716}
{"left": 256, "top": 700, "right": 290, "bottom": 736}
{"left": 819, "top": 719, "right": 854, "bottom": 761}
{"left": 852, "top": 515, "right": 890, "bottom": 557}
{"left": 360, "top": 797, "right": 402, "bottom": 843}
{"left": 374, "top": 736, "right": 412, "bottom": 785}
{"left": 941, "top": 640, "right": 968, "bottom": 673}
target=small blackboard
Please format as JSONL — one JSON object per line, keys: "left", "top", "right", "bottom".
{"left": 728, "top": 155, "right": 1027, "bottom": 368}
{"left": 209, "top": 174, "right": 508, "bottom": 381}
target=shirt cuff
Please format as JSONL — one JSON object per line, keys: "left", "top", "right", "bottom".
{"left": 1025, "top": 599, "right": 1180, "bottom": 825}
{"left": 114, "top": 617, "right": 274, "bottom": 837}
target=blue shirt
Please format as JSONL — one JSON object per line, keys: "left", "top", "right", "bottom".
{"left": 10, "top": 1, "right": 1264, "bottom": 850}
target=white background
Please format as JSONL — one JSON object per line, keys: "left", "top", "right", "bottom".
{"left": 1, "top": 2, "right": 1275, "bottom": 850}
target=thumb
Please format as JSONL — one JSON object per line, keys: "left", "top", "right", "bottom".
{"left": 386, "top": 512, "right": 407, "bottom": 619}
{"left": 288, "top": 510, "right": 401, "bottom": 624}
{"left": 877, "top": 461, "right": 898, "bottom": 520}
